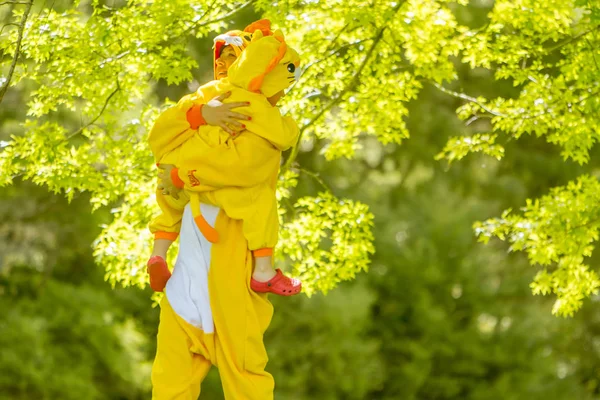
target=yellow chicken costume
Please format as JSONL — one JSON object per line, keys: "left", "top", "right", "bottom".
{"left": 150, "top": 26, "right": 301, "bottom": 399}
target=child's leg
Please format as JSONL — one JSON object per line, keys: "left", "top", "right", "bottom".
{"left": 253, "top": 255, "right": 277, "bottom": 282}
{"left": 147, "top": 238, "right": 174, "bottom": 292}
{"left": 207, "top": 186, "right": 302, "bottom": 296}
{"left": 152, "top": 238, "right": 173, "bottom": 259}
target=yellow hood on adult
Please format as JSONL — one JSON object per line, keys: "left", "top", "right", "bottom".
{"left": 212, "top": 19, "right": 273, "bottom": 79}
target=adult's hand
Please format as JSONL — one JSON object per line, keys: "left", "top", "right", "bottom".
{"left": 157, "top": 164, "right": 181, "bottom": 200}
{"left": 201, "top": 92, "right": 251, "bottom": 135}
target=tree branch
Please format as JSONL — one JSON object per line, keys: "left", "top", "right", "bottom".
{"left": 282, "top": 27, "right": 389, "bottom": 172}
{"left": 545, "top": 25, "right": 600, "bottom": 54}
{"left": 0, "top": 22, "right": 19, "bottom": 36}
{"left": 585, "top": 37, "right": 599, "bottom": 75}
{"left": 301, "top": 38, "right": 372, "bottom": 77}
{"left": 298, "top": 167, "right": 331, "bottom": 192}
{"left": 325, "top": 22, "right": 350, "bottom": 52}
{"left": 281, "top": 2, "right": 405, "bottom": 172}
{"left": 180, "top": 0, "right": 255, "bottom": 39}
{"left": 66, "top": 81, "right": 121, "bottom": 140}
{"left": 0, "top": 0, "right": 33, "bottom": 106}
{"left": 433, "top": 83, "right": 506, "bottom": 117}
{"left": 0, "top": 1, "right": 30, "bottom": 4}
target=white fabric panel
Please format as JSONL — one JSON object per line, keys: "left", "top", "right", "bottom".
{"left": 165, "top": 203, "right": 219, "bottom": 334}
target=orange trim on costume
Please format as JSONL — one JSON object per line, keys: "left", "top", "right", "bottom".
{"left": 244, "top": 19, "right": 272, "bottom": 36}
{"left": 186, "top": 104, "right": 206, "bottom": 129}
{"left": 253, "top": 248, "right": 273, "bottom": 257}
{"left": 248, "top": 36, "right": 288, "bottom": 92}
{"left": 170, "top": 167, "right": 185, "bottom": 189}
{"left": 194, "top": 215, "right": 220, "bottom": 243}
{"left": 154, "top": 231, "right": 179, "bottom": 241}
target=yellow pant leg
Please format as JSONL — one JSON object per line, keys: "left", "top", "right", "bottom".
{"left": 202, "top": 184, "right": 278, "bottom": 250}
{"left": 152, "top": 297, "right": 212, "bottom": 400}
{"left": 209, "top": 210, "right": 275, "bottom": 400}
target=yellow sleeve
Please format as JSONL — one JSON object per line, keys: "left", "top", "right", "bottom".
{"left": 147, "top": 81, "right": 220, "bottom": 162}
{"left": 197, "top": 80, "right": 221, "bottom": 103}
{"left": 148, "top": 148, "right": 191, "bottom": 239}
{"left": 243, "top": 101, "right": 299, "bottom": 151}
{"left": 148, "top": 188, "right": 190, "bottom": 240}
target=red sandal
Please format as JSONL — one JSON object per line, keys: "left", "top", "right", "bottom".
{"left": 251, "top": 269, "right": 302, "bottom": 296}
{"left": 147, "top": 256, "right": 171, "bottom": 292}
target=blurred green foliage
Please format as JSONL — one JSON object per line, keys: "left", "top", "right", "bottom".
{"left": 2, "top": 0, "right": 600, "bottom": 398}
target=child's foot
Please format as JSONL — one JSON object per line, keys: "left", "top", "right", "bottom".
{"left": 252, "top": 268, "right": 278, "bottom": 282}
{"left": 251, "top": 269, "right": 302, "bottom": 296}
{"left": 147, "top": 256, "right": 171, "bottom": 292}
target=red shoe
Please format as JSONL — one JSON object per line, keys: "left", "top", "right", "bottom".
{"left": 147, "top": 256, "right": 171, "bottom": 292}
{"left": 251, "top": 269, "right": 302, "bottom": 296}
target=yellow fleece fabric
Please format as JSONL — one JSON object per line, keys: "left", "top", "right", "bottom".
{"left": 152, "top": 210, "right": 275, "bottom": 399}
{"left": 148, "top": 29, "right": 300, "bottom": 249}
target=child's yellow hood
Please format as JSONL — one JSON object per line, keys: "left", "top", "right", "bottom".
{"left": 226, "top": 29, "right": 301, "bottom": 98}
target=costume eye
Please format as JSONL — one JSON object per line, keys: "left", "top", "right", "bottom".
{"left": 287, "top": 63, "right": 295, "bottom": 73}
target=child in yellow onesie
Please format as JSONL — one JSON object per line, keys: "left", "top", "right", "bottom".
{"left": 147, "top": 28, "right": 302, "bottom": 296}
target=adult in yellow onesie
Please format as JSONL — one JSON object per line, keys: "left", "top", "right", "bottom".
{"left": 150, "top": 25, "right": 299, "bottom": 399}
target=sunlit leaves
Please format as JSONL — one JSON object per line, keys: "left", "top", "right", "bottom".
{"left": 277, "top": 192, "right": 375, "bottom": 296}
{"left": 447, "top": 0, "right": 600, "bottom": 164}
{"left": 474, "top": 175, "right": 600, "bottom": 316}
{"left": 424, "top": 1, "right": 600, "bottom": 314}
{"left": 435, "top": 133, "right": 504, "bottom": 163}
{"left": 259, "top": 0, "right": 462, "bottom": 161}
{"left": 94, "top": 179, "right": 157, "bottom": 288}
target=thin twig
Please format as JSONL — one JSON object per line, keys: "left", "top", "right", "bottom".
{"left": 0, "top": 1, "right": 30, "bottom": 4}
{"left": 179, "top": 0, "right": 255, "bottom": 39}
{"left": 196, "top": 0, "right": 219, "bottom": 25}
{"left": 433, "top": 83, "right": 506, "bottom": 117}
{"left": 465, "top": 115, "right": 481, "bottom": 126}
{"left": 545, "top": 25, "right": 600, "bottom": 54}
{"left": 282, "top": 24, "right": 392, "bottom": 172}
{"left": 298, "top": 167, "right": 331, "bottom": 192}
{"left": 585, "top": 37, "right": 600, "bottom": 75}
{"left": 325, "top": 22, "right": 350, "bottom": 52}
{"left": 520, "top": 88, "right": 600, "bottom": 120}
{"left": 178, "top": 0, "right": 219, "bottom": 37}
{"left": 66, "top": 81, "right": 121, "bottom": 140}
{"left": 0, "top": 0, "right": 33, "bottom": 105}
{"left": 301, "top": 38, "right": 372, "bottom": 76}
{"left": 197, "top": 0, "right": 254, "bottom": 27}
{"left": 0, "top": 22, "right": 19, "bottom": 36}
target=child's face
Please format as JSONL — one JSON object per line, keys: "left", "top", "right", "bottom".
{"left": 215, "top": 46, "right": 238, "bottom": 79}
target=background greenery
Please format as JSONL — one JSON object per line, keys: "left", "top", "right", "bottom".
{"left": 2, "top": 0, "right": 600, "bottom": 398}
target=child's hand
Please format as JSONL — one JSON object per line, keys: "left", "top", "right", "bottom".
{"left": 157, "top": 164, "right": 182, "bottom": 200}
{"left": 202, "top": 92, "right": 251, "bottom": 135}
